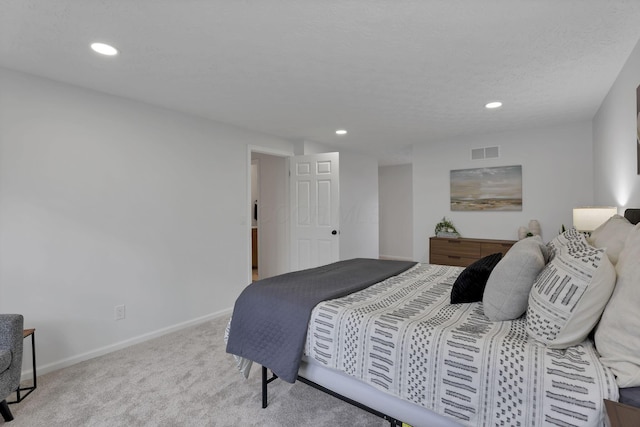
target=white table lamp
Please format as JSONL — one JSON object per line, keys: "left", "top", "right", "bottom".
{"left": 572, "top": 207, "right": 617, "bottom": 232}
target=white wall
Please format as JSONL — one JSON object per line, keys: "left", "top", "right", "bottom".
{"left": 593, "top": 38, "right": 640, "bottom": 209}
{"left": 298, "top": 140, "right": 339, "bottom": 155}
{"left": 379, "top": 165, "right": 413, "bottom": 260}
{"left": 0, "top": 68, "right": 294, "bottom": 375}
{"left": 412, "top": 122, "right": 593, "bottom": 262}
{"left": 338, "top": 150, "right": 380, "bottom": 260}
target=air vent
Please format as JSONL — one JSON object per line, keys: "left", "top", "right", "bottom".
{"left": 471, "top": 146, "right": 500, "bottom": 160}
{"left": 471, "top": 148, "right": 485, "bottom": 160}
{"left": 485, "top": 146, "right": 499, "bottom": 158}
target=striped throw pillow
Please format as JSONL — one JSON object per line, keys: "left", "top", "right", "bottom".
{"left": 526, "top": 240, "right": 615, "bottom": 349}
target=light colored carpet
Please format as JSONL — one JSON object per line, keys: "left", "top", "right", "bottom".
{"left": 5, "top": 315, "right": 386, "bottom": 426}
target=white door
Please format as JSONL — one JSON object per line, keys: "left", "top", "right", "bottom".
{"left": 290, "top": 152, "right": 340, "bottom": 271}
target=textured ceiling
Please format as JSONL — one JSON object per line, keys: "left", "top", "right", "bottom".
{"left": 2, "top": 1, "right": 640, "bottom": 164}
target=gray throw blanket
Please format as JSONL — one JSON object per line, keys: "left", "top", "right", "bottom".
{"left": 226, "top": 258, "right": 416, "bottom": 383}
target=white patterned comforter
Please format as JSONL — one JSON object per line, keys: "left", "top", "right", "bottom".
{"left": 304, "top": 263, "right": 618, "bottom": 427}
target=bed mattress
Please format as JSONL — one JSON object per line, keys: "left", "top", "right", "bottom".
{"left": 304, "top": 263, "right": 619, "bottom": 427}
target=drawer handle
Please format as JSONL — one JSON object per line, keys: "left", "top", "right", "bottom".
{"left": 448, "top": 240, "right": 461, "bottom": 244}
{"left": 448, "top": 255, "right": 461, "bottom": 259}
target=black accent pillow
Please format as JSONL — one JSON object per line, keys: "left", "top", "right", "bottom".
{"left": 450, "top": 252, "right": 503, "bottom": 304}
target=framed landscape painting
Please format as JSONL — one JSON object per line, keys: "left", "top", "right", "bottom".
{"left": 450, "top": 165, "right": 522, "bottom": 211}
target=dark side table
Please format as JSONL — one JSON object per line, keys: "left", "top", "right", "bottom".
{"left": 8, "top": 329, "right": 37, "bottom": 404}
{"left": 604, "top": 399, "right": 640, "bottom": 427}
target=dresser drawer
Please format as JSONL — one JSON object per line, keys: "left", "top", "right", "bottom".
{"left": 430, "top": 238, "right": 481, "bottom": 258}
{"left": 430, "top": 254, "right": 478, "bottom": 267}
{"left": 429, "top": 236, "right": 516, "bottom": 267}
{"left": 480, "top": 242, "right": 514, "bottom": 257}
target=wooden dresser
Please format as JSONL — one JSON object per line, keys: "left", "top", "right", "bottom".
{"left": 429, "top": 236, "right": 516, "bottom": 267}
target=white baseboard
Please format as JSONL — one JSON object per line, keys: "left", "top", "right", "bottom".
{"left": 22, "top": 307, "right": 233, "bottom": 380}
{"left": 379, "top": 254, "right": 414, "bottom": 262}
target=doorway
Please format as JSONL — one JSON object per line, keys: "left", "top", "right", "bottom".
{"left": 247, "top": 147, "right": 343, "bottom": 282}
{"left": 249, "top": 149, "right": 289, "bottom": 282}
{"left": 250, "top": 159, "right": 259, "bottom": 281}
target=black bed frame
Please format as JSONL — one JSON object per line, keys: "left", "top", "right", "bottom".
{"left": 261, "top": 366, "right": 403, "bottom": 426}
{"left": 260, "top": 209, "right": 640, "bottom": 426}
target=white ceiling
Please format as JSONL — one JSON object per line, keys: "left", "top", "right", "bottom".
{"left": 2, "top": 1, "right": 640, "bottom": 165}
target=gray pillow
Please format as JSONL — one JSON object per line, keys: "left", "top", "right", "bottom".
{"left": 483, "top": 235, "right": 548, "bottom": 321}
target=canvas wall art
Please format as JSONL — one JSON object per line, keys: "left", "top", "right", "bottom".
{"left": 450, "top": 165, "right": 522, "bottom": 211}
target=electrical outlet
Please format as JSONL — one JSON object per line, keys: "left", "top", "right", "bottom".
{"left": 114, "top": 304, "right": 126, "bottom": 321}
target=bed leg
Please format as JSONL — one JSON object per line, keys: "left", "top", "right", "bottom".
{"left": 262, "top": 365, "right": 268, "bottom": 408}
{"left": 261, "top": 366, "right": 279, "bottom": 409}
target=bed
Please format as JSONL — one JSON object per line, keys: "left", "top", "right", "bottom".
{"left": 226, "top": 209, "right": 640, "bottom": 427}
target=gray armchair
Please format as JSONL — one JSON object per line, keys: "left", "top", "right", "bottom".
{"left": 0, "top": 314, "right": 23, "bottom": 422}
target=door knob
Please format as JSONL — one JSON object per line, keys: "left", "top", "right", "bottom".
{"left": 331, "top": 230, "right": 338, "bottom": 235}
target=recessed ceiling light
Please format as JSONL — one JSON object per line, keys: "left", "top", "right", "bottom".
{"left": 91, "top": 42, "right": 118, "bottom": 56}
{"left": 485, "top": 101, "right": 503, "bottom": 109}
{"left": 336, "top": 129, "right": 347, "bottom": 135}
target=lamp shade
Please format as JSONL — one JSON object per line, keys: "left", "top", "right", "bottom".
{"left": 572, "top": 207, "right": 617, "bottom": 232}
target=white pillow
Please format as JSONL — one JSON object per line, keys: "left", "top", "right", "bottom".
{"left": 588, "top": 214, "right": 633, "bottom": 265}
{"left": 546, "top": 227, "right": 589, "bottom": 261}
{"left": 526, "top": 236, "right": 616, "bottom": 349}
{"left": 483, "top": 236, "right": 548, "bottom": 321}
{"left": 595, "top": 223, "right": 640, "bottom": 387}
